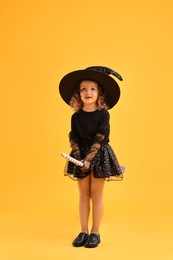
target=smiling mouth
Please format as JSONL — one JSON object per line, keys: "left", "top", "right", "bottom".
{"left": 85, "top": 96, "right": 92, "bottom": 99}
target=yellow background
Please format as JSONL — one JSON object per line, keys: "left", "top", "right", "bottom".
{"left": 0, "top": 0, "right": 173, "bottom": 259}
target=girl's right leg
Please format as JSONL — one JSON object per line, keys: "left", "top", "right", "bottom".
{"left": 77, "top": 174, "right": 91, "bottom": 233}
{"left": 72, "top": 175, "right": 91, "bottom": 247}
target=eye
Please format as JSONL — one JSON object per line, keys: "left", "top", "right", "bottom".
{"left": 80, "top": 88, "right": 86, "bottom": 92}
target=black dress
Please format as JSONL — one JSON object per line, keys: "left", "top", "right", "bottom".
{"left": 64, "top": 109, "right": 123, "bottom": 181}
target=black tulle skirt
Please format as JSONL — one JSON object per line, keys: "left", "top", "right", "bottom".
{"left": 64, "top": 144, "right": 123, "bottom": 181}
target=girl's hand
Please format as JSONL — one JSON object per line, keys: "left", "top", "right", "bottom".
{"left": 80, "top": 160, "right": 91, "bottom": 172}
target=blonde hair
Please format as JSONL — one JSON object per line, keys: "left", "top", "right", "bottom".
{"left": 70, "top": 83, "right": 109, "bottom": 112}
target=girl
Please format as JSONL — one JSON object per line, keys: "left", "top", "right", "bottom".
{"left": 59, "top": 66, "right": 124, "bottom": 248}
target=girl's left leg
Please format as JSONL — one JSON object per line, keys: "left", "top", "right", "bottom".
{"left": 90, "top": 171, "right": 105, "bottom": 234}
{"left": 84, "top": 172, "right": 105, "bottom": 248}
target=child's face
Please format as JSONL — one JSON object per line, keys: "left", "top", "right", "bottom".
{"left": 79, "top": 80, "right": 99, "bottom": 107}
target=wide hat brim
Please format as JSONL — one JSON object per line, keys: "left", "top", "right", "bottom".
{"left": 59, "top": 69, "right": 121, "bottom": 109}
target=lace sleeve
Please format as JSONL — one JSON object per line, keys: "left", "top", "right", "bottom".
{"left": 69, "top": 137, "right": 81, "bottom": 160}
{"left": 69, "top": 113, "right": 81, "bottom": 160}
{"left": 84, "top": 133, "right": 106, "bottom": 162}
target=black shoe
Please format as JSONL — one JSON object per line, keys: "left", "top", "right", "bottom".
{"left": 84, "top": 233, "right": 101, "bottom": 248}
{"left": 72, "top": 232, "right": 89, "bottom": 247}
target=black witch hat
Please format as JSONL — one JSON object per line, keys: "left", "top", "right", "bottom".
{"left": 59, "top": 66, "right": 123, "bottom": 109}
